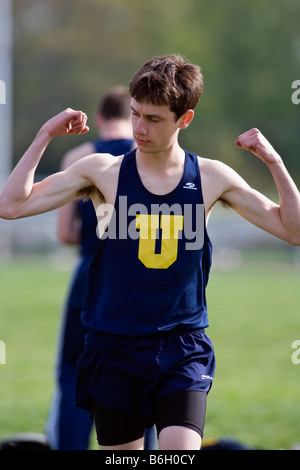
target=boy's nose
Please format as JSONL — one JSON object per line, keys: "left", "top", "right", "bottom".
{"left": 135, "top": 118, "right": 147, "bottom": 135}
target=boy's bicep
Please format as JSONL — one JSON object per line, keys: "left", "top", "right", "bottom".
{"left": 220, "top": 175, "right": 287, "bottom": 239}
{"left": 17, "top": 169, "right": 91, "bottom": 218}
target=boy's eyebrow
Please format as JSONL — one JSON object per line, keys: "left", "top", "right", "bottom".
{"left": 130, "top": 105, "right": 164, "bottom": 119}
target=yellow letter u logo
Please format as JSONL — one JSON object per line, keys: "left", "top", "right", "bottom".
{"left": 136, "top": 214, "right": 183, "bottom": 269}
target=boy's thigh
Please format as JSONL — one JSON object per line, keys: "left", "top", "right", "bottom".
{"left": 92, "top": 399, "right": 147, "bottom": 447}
{"left": 154, "top": 390, "right": 207, "bottom": 439}
{"left": 92, "top": 390, "right": 207, "bottom": 449}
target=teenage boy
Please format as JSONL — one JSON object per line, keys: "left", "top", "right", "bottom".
{"left": 1, "top": 55, "right": 299, "bottom": 450}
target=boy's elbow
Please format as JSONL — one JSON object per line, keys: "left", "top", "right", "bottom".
{"left": 0, "top": 208, "right": 18, "bottom": 220}
{"left": 0, "top": 199, "right": 20, "bottom": 220}
{"left": 289, "top": 236, "right": 300, "bottom": 247}
{"left": 285, "top": 231, "right": 300, "bottom": 246}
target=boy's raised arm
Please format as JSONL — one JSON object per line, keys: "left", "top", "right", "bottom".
{"left": 0, "top": 109, "right": 90, "bottom": 219}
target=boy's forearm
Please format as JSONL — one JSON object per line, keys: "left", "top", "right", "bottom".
{"left": 13, "top": 128, "right": 52, "bottom": 193}
{"left": 267, "top": 157, "right": 300, "bottom": 241}
{"left": 0, "top": 128, "right": 52, "bottom": 218}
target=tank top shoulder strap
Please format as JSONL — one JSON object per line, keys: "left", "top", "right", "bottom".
{"left": 116, "top": 149, "right": 138, "bottom": 196}
{"left": 183, "top": 151, "right": 204, "bottom": 204}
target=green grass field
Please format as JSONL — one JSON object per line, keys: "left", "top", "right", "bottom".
{"left": 0, "top": 254, "right": 299, "bottom": 450}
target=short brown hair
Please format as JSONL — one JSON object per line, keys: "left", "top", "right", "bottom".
{"left": 129, "top": 55, "right": 203, "bottom": 120}
{"left": 98, "top": 87, "right": 131, "bottom": 120}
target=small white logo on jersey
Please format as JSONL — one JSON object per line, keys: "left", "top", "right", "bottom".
{"left": 183, "top": 182, "right": 197, "bottom": 190}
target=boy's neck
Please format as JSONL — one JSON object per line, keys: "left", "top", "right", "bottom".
{"left": 136, "top": 143, "right": 185, "bottom": 172}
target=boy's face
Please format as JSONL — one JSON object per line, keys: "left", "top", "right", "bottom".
{"left": 130, "top": 98, "right": 193, "bottom": 154}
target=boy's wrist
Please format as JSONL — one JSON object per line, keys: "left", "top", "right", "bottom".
{"left": 36, "top": 124, "right": 54, "bottom": 143}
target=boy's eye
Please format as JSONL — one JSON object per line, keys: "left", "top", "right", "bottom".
{"left": 131, "top": 109, "right": 160, "bottom": 122}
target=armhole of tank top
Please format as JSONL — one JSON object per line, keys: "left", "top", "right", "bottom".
{"left": 193, "top": 153, "right": 204, "bottom": 205}
{"left": 194, "top": 153, "right": 212, "bottom": 245}
{"left": 112, "top": 150, "right": 133, "bottom": 211}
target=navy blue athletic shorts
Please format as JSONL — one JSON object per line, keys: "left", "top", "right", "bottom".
{"left": 76, "top": 326, "right": 215, "bottom": 442}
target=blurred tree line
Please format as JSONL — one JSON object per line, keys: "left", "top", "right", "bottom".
{"left": 13, "top": 0, "right": 300, "bottom": 192}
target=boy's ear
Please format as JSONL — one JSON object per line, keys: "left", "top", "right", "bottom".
{"left": 178, "top": 109, "right": 194, "bottom": 129}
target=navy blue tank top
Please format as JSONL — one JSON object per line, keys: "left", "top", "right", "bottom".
{"left": 82, "top": 149, "right": 212, "bottom": 335}
{"left": 78, "top": 138, "right": 134, "bottom": 256}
